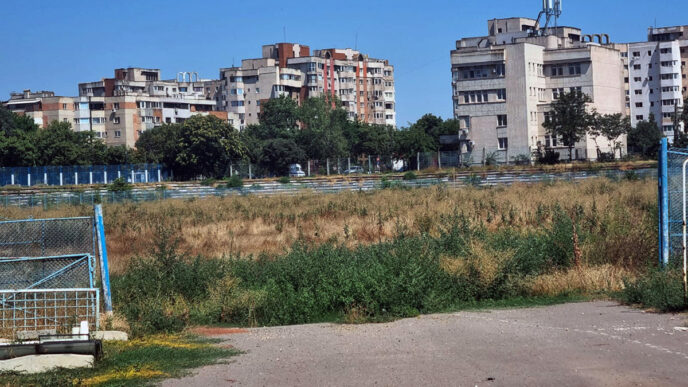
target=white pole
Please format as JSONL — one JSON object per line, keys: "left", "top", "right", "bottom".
{"left": 27, "top": 173, "right": 31, "bottom": 186}
{"left": 104, "top": 171, "right": 108, "bottom": 184}
{"left": 131, "top": 170, "right": 135, "bottom": 183}
{"left": 59, "top": 172, "right": 63, "bottom": 186}
{"left": 157, "top": 168, "right": 161, "bottom": 182}
{"left": 75, "top": 172, "right": 78, "bottom": 185}
{"left": 10, "top": 173, "right": 14, "bottom": 185}
{"left": 44, "top": 172, "right": 47, "bottom": 185}
{"left": 145, "top": 169, "right": 149, "bottom": 183}
{"left": 89, "top": 171, "right": 93, "bottom": 185}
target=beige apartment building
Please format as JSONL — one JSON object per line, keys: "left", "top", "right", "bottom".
{"left": 451, "top": 17, "right": 626, "bottom": 162}
{"left": 78, "top": 68, "right": 231, "bottom": 147}
{"left": 216, "top": 43, "right": 395, "bottom": 129}
{"left": 4, "top": 90, "right": 76, "bottom": 128}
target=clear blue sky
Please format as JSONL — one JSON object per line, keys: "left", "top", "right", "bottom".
{"left": 1, "top": 0, "right": 686, "bottom": 126}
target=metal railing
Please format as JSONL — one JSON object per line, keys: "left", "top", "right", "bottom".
{"left": 0, "top": 289, "right": 99, "bottom": 338}
{"left": 0, "top": 217, "right": 96, "bottom": 258}
{"left": 0, "top": 164, "right": 167, "bottom": 187}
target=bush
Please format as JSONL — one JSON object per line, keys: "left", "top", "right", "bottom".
{"left": 278, "top": 176, "right": 290, "bottom": 184}
{"left": 597, "top": 152, "right": 615, "bottom": 163}
{"left": 200, "top": 178, "right": 216, "bottom": 186}
{"left": 621, "top": 269, "right": 687, "bottom": 312}
{"left": 227, "top": 175, "right": 243, "bottom": 189}
{"left": 403, "top": 171, "right": 417, "bottom": 181}
{"left": 107, "top": 177, "right": 132, "bottom": 192}
{"left": 538, "top": 149, "right": 560, "bottom": 165}
{"left": 512, "top": 154, "right": 531, "bottom": 166}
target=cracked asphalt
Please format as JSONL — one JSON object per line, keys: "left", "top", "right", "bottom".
{"left": 163, "top": 302, "right": 688, "bottom": 387}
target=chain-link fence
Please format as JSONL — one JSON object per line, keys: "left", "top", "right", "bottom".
{"left": 0, "top": 217, "right": 95, "bottom": 258}
{"left": 0, "top": 164, "right": 167, "bottom": 187}
{"left": 659, "top": 141, "right": 688, "bottom": 264}
{"left": 0, "top": 254, "right": 94, "bottom": 290}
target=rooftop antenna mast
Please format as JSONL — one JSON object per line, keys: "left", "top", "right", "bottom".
{"left": 533, "top": 0, "right": 563, "bottom": 36}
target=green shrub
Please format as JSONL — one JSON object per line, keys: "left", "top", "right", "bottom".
{"left": 621, "top": 268, "right": 687, "bottom": 312}
{"left": 200, "top": 178, "right": 216, "bottom": 186}
{"left": 403, "top": 171, "right": 417, "bottom": 181}
{"left": 538, "top": 149, "right": 560, "bottom": 165}
{"left": 278, "top": 176, "right": 290, "bottom": 184}
{"left": 227, "top": 175, "right": 244, "bottom": 189}
{"left": 107, "top": 177, "right": 132, "bottom": 192}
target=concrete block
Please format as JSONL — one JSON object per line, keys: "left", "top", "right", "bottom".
{"left": 16, "top": 329, "right": 56, "bottom": 340}
{"left": 0, "top": 354, "right": 94, "bottom": 373}
{"left": 93, "top": 331, "right": 128, "bottom": 341}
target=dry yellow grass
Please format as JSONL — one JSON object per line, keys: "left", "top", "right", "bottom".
{"left": 0, "top": 177, "right": 656, "bottom": 274}
{"left": 525, "top": 265, "right": 633, "bottom": 296}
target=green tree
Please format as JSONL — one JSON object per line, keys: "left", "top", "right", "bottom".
{"left": 135, "top": 123, "right": 182, "bottom": 168}
{"left": 259, "top": 96, "right": 299, "bottom": 136}
{"left": 627, "top": 114, "right": 662, "bottom": 158}
{"left": 543, "top": 90, "right": 594, "bottom": 162}
{"left": 176, "top": 115, "right": 246, "bottom": 179}
{"left": 297, "top": 96, "right": 348, "bottom": 160}
{"left": 259, "top": 138, "right": 305, "bottom": 176}
{"left": 408, "top": 114, "right": 445, "bottom": 144}
{"left": 591, "top": 113, "right": 630, "bottom": 158}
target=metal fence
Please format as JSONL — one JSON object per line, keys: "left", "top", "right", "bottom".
{"left": 0, "top": 217, "right": 100, "bottom": 338}
{"left": 659, "top": 138, "right": 688, "bottom": 265}
{"left": 0, "top": 164, "right": 167, "bottom": 187}
{"left": 0, "top": 289, "right": 99, "bottom": 337}
{"left": 0, "top": 217, "right": 96, "bottom": 258}
{"left": 0, "top": 254, "right": 94, "bottom": 290}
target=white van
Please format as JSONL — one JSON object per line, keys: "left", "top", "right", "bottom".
{"left": 289, "top": 164, "right": 306, "bottom": 177}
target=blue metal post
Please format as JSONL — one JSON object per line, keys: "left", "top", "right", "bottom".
{"left": 660, "top": 138, "right": 670, "bottom": 267}
{"left": 94, "top": 204, "right": 113, "bottom": 315}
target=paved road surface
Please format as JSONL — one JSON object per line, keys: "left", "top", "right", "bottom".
{"left": 164, "top": 302, "right": 688, "bottom": 386}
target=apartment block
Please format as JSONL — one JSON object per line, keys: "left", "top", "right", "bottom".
{"left": 216, "top": 43, "right": 395, "bottom": 129}
{"left": 626, "top": 40, "right": 684, "bottom": 139}
{"left": 4, "top": 90, "right": 76, "bottom": 128}
{"left": 451, "top": 17, "right": 626, "bottom": 162}
{"left": 648, "top": 25, "right": 688, "bottom": 98}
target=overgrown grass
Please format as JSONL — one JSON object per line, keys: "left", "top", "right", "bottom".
{"left": 112, "top": 201, "right": 653, "bottom": 335}
{"left": 2, "top": 178, "right": 657, "bottom": 274}
{"left": 620, "top": 264, "right": 688, "bottom": 312}
{"left": 0, "top": 334, "right": 237, "bottom": 387}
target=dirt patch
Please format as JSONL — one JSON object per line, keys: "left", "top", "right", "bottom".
{"left": 191, "top": 327, "right": 249, "bottom": 336}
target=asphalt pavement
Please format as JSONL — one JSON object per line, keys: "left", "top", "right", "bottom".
{"left": 163, "top": 301, "right": 688, "bottom": 387}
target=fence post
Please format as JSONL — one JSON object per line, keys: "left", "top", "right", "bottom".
{"left": 27, "top": 172, "right": 31, "bottom": 187}
{"left": 75, "top": 171, "right": 78, "bottom": 185}
{"left": 347, "top": 157, "right": 351, "bottom": 172}
{"left": 326, "top": 158, "right": 330, "bottom": 175}
{"left": 95, "top": 204, "right": 113, "bottom": 316}
{"left": 307, "top": 161, "right": 310, "bottom": 177}
{"left": 131, "top": 169, "right": 135, "bottom": 183}
{"left": 659, "top": 137, "right": 670, "bottom": 267}
{"left": 438, "top": 151, "right": 442, "bottom": 170}
{"left": 144, "top": 168, "right": 149, "bottom": 183}
{"left": 104, "top": 170, "right": 108, "bottom": 184}
{"left": 44, "top": 169, "right": 47, "bottom": 185}
{"left": 59, "top": 171, "right": 63, "bottom": 186}
{"left": 89, "top": 170, "right": 93, "bottom": 185}
{"left": 368, "top": 155, "right": 372, "bottom": 173}
{"left": 230, "top": 164, "right": 233, "bottom": 177}
{"left": 249, "top": 163, "right": 253, "bottom": 179}
{"left": 482, "top": 148, "right": 486, "bottom": 166}
{"left": 10, "top": 172, "right": 14, "bottom": 186}
{"left": 157, "top": 166, "right": 162, "bottom": 182}
{"left": 417, "top": 152, "right": 420, "bottom": 171}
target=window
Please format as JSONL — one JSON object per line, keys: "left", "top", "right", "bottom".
{"left": 635, "top": 115, "right": 644, "bottom": 120}
{"left": 62, "top": 103, "right": 67, "bottom": 110}
{"left": 498, "top": 137, "right": 508, "bottom": 149}
{"left": 497, "top": 115, "right": 507, "bottom": 127}
{"left": 113, "top": 117, "right": 120, "bottom": 124}
{"left": 624, "top": 77, "right": 629, "bottom": 83}
{"left": 568, "top": 63, "right": 582, "bottom": 75}
{"left": 114, "top": 131, "right": 121, "bottom": 138}
{"left": 634, "top": 90, "right": 642, "bottom": 95}
{"left": 632, "top": 51, "right": 640, "bottom": 57}
{"left": 496, "top": 89, "right": 507, "bottom": 100}
{"left": 551, "top": 66, "right": 564, "bottom": 76}
{"left": 552, "top": 88, "right": 564, "bottom": 99}
{"left": 633, "top": 64, "right": 641, "bottom": 70}
{"left": 113, "top": 103, "right": 120, "bottom": 110}
{"left": 660, "top": 48, "right": 672, "bottom": 54}
{"left": 634, "top": 77, "right": 642, "bottom": 82}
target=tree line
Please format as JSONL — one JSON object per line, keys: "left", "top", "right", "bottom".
{"left": 544, "top": 91, "right": 688, "bottom": 161}
{"left": 2, "top": 93, "right": 687, "bottom": 177}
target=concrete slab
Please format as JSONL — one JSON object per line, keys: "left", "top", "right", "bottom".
{"left": 16, "top": 329, "right": 56, "bottom": 340}
{"left": 93, "top": 331, "right": 128, "bottom": 341}
{"left": 0, "top": 354, "right": 94, "bottom": 373}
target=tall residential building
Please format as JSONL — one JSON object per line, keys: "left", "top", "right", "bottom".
{"left": 78, "top": 68, "right": 231, "bottom": 147}
{"left": 626, "top": 40, "right": 684, "bottom": 140}
{"left": 216, "top": 43, "right": 395, "bottom": 130}
{"left": 451, "top": 17, "right": 626, "bottom": 162}
{"left": 648, "top": 25, "right": 688, "bottom": 98}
